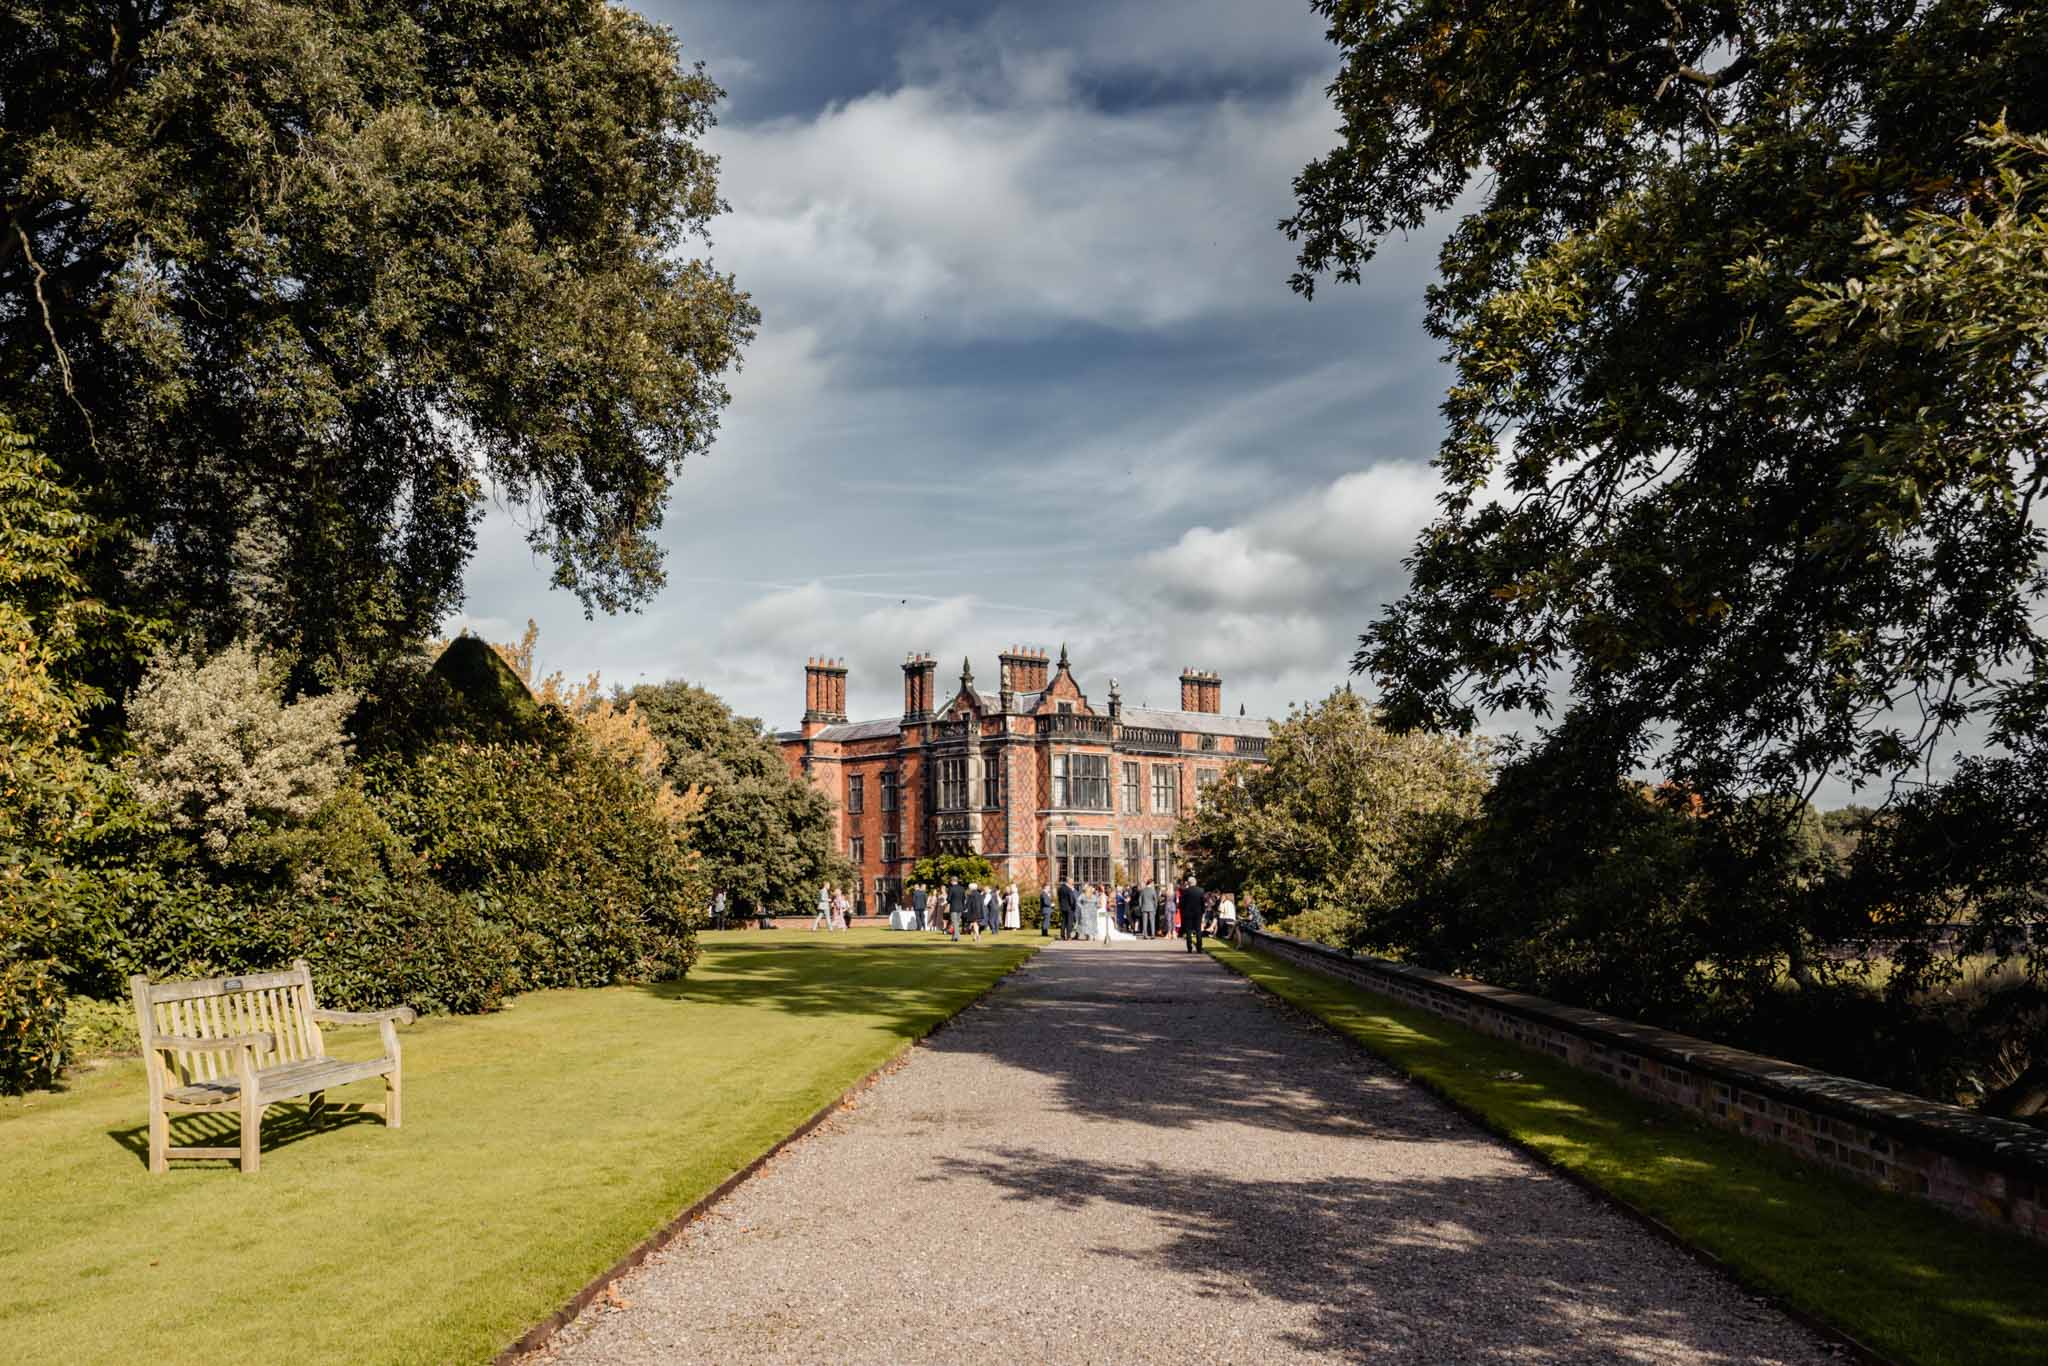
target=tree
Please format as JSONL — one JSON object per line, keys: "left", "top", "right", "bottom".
{"left": 1179, "top": 688, "right": 1490, "bottom": 938}
{"left": 626, "top": 680, "right": 846, "bottom": 914}
{"left": 1287, "top": 2, "right": 2046, "bottom": 805}
{"left": 912, "top": 853, "right": 994, "bottom": 887}
{"left": 2, "top": 1, "right": 758, "bottom": 685}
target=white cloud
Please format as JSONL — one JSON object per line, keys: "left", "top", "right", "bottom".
{"left": 710, "top": 73, "right": 1347, "bottom": 341}
{"left": 1141, "top": 526, "right": 1320, "bottom": 610}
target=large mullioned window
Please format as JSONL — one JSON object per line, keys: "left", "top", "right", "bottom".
{"left": 937, "top": 758, "right": 968, "bottom": 809}
{"left": 1053, "top": 753, "right": 1111, "bottom": 810}
{"left": 1055, "top": 833, "right": 1111, "bottom": 885}
{"left": 1151, "top": 765, "right": 1180, "bottom": 814}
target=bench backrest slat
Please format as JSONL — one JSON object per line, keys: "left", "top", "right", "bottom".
{"left": 147, "top": 967, "right": 306, "bottom": 1003}
{"left": 132, "top": 963, "right": 327, "bottom": 1084}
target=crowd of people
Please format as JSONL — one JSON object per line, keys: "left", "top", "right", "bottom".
{"left": 878, "top": 874, "right": 1258, "bottom": 950}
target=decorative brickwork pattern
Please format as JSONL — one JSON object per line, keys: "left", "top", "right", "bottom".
{"left": 1247, "top": 930, "right": 2048, "bottom": 1243}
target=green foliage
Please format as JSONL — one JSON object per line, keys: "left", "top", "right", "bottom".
{"left": 429, "top": 636, "right": 546, "bottom": 735}
{"left": 122, "top": 642, "right": 356, "bottom": 860}
{"left": 912, "top": 853, "right": 996, "bottom": 887}
{"left": 366, "top": 726, "right": 704, "bottom": 990}
{"left": 114, "top": 871, "right": 521, "bottom": 1016}
{"left": 1267, "top": 905, "right": 1355, "bottom": 950}
{"left": 629, "top": 679, "right": 845, "bottom": 913}
{"left": 3, "top": 0, "right": 758, "bottom": 685}
{"left": 0, "top": 955, "right": 66, "bottom": 1093}
{"left": 61, "top": 994, "right": 136, "bottom": 1061}
{"left": 1291, "top": 2, "right": 2045, "bottom": 803}
{"left": 1180, "top": 688, "right": 1490, "bottom": 938}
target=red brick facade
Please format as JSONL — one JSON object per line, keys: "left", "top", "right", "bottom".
{"left": 778, "top": 647, "right": 1270, "bottom": 910}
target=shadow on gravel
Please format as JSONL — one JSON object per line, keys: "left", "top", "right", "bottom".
{"left": 944, "top": 1145, "right": 1788, "bottom": 1363}
{"left": 918, "top": 943, "right": 1446, "bottom": 1141}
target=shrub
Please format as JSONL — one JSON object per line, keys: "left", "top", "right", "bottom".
{"left": 366, "top": 728, "right": 703, "bottom": 990}
{"left": 63, "top": 996, "right": 138, "bottom": 1061}
{"left": 0, "top": 956, "right": 67, "bottom": 1093}
{"left": 124, "top": 643, "right": 356, "bottom": 859}
{"left": 108, "top": 868, "right": 519, "bottom": 1016}
{"left": 1269, "top": 905, "right": 1356, "bottom": 950}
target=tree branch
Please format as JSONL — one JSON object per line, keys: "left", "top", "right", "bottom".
{"left": 17, "top": 225, "right": 97, "bottom": 451}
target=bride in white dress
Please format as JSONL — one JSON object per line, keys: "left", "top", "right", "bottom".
{"left": 1090, "top": 885, "right": 1138, "bottom": 943}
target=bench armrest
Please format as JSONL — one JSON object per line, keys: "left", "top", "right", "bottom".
{"left": 154, "top": 1032, "right": 273, "bottom": 1054}
{"left": 310, "top": 1006, "right": 417, "bottom": 1027}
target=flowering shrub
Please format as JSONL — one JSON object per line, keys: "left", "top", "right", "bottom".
{"left": 124, "top": 643, "right": 355, "bottom": 859}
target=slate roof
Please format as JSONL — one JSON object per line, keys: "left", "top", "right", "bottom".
{"left": 788, "top": 706, "right": 1271, "bottom": 744}
{"left": 809, "top": 716, "right": 904, "bottom": 742}
{"left": 1119, "top": 706, "right": 1271, "bottom": 739}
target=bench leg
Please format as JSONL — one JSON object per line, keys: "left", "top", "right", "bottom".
{"left": 384, "top": 1067, "right": 402, "bottom": 1129}
{"left": 148, "top": 1100, "right": 168, "bottom": 1175}
{"left": 239, "top": 1092, "right": 262, "bottom": 1175}
{"left": 308, "top": 1090, "right": 326, "bottom": 1127}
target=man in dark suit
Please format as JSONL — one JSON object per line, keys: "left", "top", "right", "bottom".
{"left": 1181, "top": 875, "right": 1206, "bottom": 953}
{"left": 946, "top": 877, "right": 966, "bottom": 941}
{"left": 911, "top": 882, "right": 928, "bottom": 931}
{"left": 1057, "top": 877, "right": 1078, "bottom": 940}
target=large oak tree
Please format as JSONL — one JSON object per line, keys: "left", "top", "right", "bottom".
{"left": 2, "top": 0, "right": 757, "bottom": 685}
{"left": 1288, "top": 0, "right": 2045, "bottom": 802}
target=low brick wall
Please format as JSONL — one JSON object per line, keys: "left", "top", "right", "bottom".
{"left": 1245, "top": 929, "right": 2048, "bottom": 1243}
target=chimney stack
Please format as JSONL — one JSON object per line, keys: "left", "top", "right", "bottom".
{"left": 804, "top": 657, "right": 848, "bottom": 732}
{"left": 1179, "top": 668, "right": 1221, "bottom": 714}
{"left": 1000, "top": 645, "right": 1049, "bottom": 695}
{"left": 902, "top": 653, "right": 936, "bottom": 720}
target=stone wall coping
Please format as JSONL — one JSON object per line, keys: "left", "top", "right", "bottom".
{"left": 1250, "top": 929, "right": 2048, "bottom": 1181}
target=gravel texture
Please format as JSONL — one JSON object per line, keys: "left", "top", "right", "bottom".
{"left": 535, "top": 939, "right": 1838, "bottom": 1364}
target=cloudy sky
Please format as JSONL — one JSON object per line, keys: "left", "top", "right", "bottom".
{"left": 451, "top": 1, "right": 1457, "bottom": 733}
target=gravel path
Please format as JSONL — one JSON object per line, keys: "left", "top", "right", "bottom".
{"left": 536, "top": 939, "right": 1836, "bottom": 1364}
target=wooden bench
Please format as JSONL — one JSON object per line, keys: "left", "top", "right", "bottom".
{"left": 129, "top": 959, "right": 414, "bottom": 1174}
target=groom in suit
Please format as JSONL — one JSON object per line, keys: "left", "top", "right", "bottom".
{"left": 1057, "top": 877, "right": 1078, "bottom": 940}
{"left": 946, "top": 876, "right": 966, "bottom": 941}
{"left": 1181, "top": 876, "right": 1206, "bottom": 953}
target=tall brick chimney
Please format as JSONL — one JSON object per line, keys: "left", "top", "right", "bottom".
{"left": 1000, "top": 646, "right": 1049, "bottom": 694}
{"left": 902, "top": 653, "right": 937, "bottom": 720}
{"left": 804, "top": 657, "right": 847, "bottom": 734}
{"left": 1179, "top": 668, "right": 1221, "bottom": 714}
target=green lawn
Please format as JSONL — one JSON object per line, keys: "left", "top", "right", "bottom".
{"left": 1209, "top": 940, "right": 2048, "bottom": 1366}
{"left": 3, "top": 929, "right": 1039, "bottom": 1365}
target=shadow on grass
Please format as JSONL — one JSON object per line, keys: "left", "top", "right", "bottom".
{"left": 635, "top": 937, "right": 1036, "bottom": 1040}
{"left": 106, "top": 1103, "right": 387, "bottom": 1170}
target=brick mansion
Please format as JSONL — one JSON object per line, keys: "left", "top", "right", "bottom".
{"left": 777, "top": 647, "right": 1270, "bottom": 911}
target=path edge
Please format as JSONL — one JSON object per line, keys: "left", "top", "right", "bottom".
{"left": 1205, "top": 943, "right": 1894, "bottom": 1366}
{"left": 495, "top": 943, "right": 1045, "bottom": 1363}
